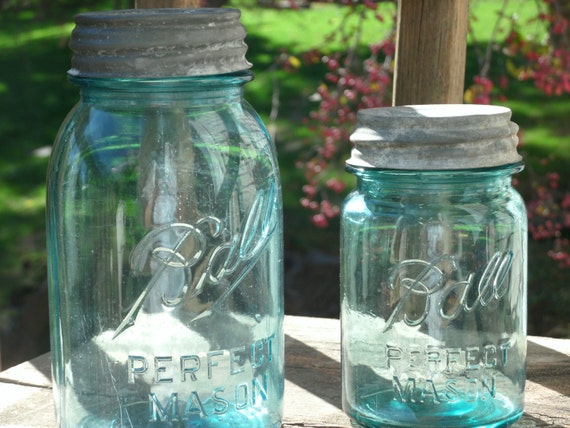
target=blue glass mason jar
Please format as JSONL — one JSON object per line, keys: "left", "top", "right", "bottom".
{"left": 341, "top": 105, "right": 527, "bottom": 427}
{"left": 46, "top": 9, "right": 283, "bottom": 427}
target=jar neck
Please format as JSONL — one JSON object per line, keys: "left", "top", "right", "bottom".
{"left": 70, "top": 71, "right": 252, "bottom": 108}
{"left": 348, "top": 164, "right": 523, "bottom": 195}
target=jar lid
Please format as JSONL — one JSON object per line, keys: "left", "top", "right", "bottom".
{"left": 348, "top": 104, "right": 522, "bottom": 170}
{"left": 68, "top": 8, "right": 251, "bottom": 78}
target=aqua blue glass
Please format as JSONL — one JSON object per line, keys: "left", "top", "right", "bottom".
{"left": 46, "top": 10, "right": 283, "bottom": 427}
{"left": 340, "top": 105, "right": 527, "bottom": 427}
{"left": 341, "top": 165, "right": 527, "bottom": 427}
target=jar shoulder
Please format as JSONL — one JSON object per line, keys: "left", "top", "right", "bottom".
{"left": 342, "top": 187, "right": 526, "bottom": 220}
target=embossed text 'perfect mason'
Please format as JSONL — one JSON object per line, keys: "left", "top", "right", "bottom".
{"left": 126, "top": 334, "right": 276, "bottom": 422}
{"left": 383, "top": 252, "right": 514, "bottom": 332}
{"left": 127, "top": 334, "right": 275, "bottom": 384}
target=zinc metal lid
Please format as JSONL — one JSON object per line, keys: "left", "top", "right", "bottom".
{"left": 68, "top": 8, "right": 251, "bottom": 78}
{"left": 348, "top": 104, "right": 522, "bottom": 170}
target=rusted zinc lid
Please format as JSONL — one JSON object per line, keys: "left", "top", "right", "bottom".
{"left": 69, "top": 8, "right": 251, "bottom": 78}
{"left": 348, "top": 104, "right": 522, "bottom": 170}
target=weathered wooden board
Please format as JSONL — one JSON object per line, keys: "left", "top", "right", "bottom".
{"left": 0, "top": 316, "right": 568, "bottom": 427}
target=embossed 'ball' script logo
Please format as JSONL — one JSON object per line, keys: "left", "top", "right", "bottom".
{"left": 113, "top": 185, "right": 277, "bottom": 339}
{"left": 383, "top": 252, "right": 514, "bottom": 333}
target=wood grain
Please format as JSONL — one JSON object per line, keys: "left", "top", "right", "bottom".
{"left": 1, "top": 316, "right": 569, "bottom": 427}
{"left": 393, "top": 0, "right": 469, "bottom": 105}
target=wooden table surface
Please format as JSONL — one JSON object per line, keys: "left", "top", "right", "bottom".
{"left": 1, "top": 315, "right": 569, "bottom": 427}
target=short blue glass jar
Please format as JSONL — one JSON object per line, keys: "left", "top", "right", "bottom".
{"left": 341, "top": 105, "right": 527, "bottom": 427}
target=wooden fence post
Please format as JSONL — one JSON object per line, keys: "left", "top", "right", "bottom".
{"left": 393, "top": 0, "right": 470, "bottom": 105}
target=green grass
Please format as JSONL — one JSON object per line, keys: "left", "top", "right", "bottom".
{"left": 239, "top": 2, "right": 396, "bottom": 54}
{"left": 468, "top": 0, "right": 547, "bottom": 44}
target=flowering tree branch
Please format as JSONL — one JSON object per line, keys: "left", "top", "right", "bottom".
{"left": 274, "top": 0, "right": 570, "bottom": 267}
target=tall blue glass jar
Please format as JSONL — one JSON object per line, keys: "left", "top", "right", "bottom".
{"left": 341, "top": 105, "right": 527, "bottom": 427}
{"left": 46, "top": 9, "right": 283, "bottom": 427}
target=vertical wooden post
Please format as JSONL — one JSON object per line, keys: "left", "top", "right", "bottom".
{"left": 393, "top": 0, "right": 469, "bottom": 106}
